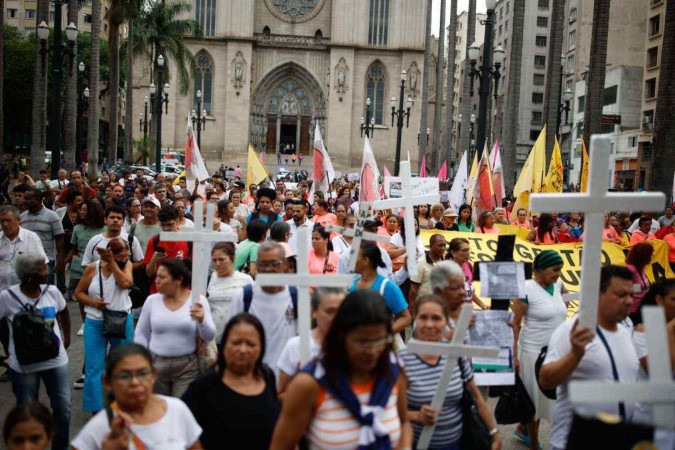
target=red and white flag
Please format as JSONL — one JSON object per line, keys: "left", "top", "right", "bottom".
{"left": 490, "top": 140, "right": 506, "bottom": 204}
{"left": 359, "top": 137, "right": 381, "bottom": 203}
{"left": 419, "top": 155, "right": 427, "bottom": 177}
{"left": 308, "top": 122, "right": 335, "bottom": 204}
{"left": 472, "top": 149, "right": 496, "bottom": 218}
{"left": 185, "top": 116, "right": 210, "bottom": 196}
{"left": 438, "top": 161, "right": 448, "bottom": 181}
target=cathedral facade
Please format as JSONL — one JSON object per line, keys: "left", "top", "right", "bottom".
{"left": 133, "top": 0, "right": 429, "bottom": 170}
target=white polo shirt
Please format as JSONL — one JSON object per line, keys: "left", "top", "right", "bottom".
{"left": 286, "top": 218, "right": 314, "bottom": 255}
{"left": 0, "top": 227, "right": 47, "bottom": 290}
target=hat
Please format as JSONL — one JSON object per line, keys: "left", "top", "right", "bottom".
{"left": 142, "top": 197, "right": 161, "bottom": 208}
{"left": 363, "top": 219, "right": 383, "bottom": 229}
{"left": 533, "top": 250, "right": 564, "bottom": 271}
{"left": 443, "top": 208, "right": 459, "bottom": 218}
{"left": 257, "top": 187, "right": 277, "bottom": 201}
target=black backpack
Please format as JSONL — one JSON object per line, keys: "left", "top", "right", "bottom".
{"left": 7, "top": 289, "right": 60, "bottom": 366}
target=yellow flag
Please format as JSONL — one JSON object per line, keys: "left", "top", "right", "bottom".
{"left": 580, "top": 136, "right": 589, "bottom": 192}
{"left": 542, "top": 137, "right": 564, "bottom": 193}
{"left": 247, "top": 144, "right": 269, "bottom": 187}
{"left": 173, "top": 171, "right": 185, "bottom": 185}
{"left": 466, "top": 152, "right": 479, "bottom": 205}
{"left": 531, "top": 125, "right": 547, "bottom": 193}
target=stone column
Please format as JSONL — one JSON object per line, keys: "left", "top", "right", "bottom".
{"left": 276, "top": 114, "right": 281, "bottom": 151}
{"left": 296, "top": 115, "right": 301, "bottom": 151}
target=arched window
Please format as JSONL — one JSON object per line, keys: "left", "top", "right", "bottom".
{"left": 366, "top": 62, "right": 386, "bottom": 125}
{"left": 263, "top": 25, "right": 271, "bottom": 35}
{"left": 368, "top": 0, "right": 389, "bottom": 45}
{"left": 195, "top": 0, "right": 215, "bottom": 36}
{"left": 194, "top": 52, "right": 213, "bottom": 115}
{"left": 315, "top": 29, "right": 323, "bottom": 38}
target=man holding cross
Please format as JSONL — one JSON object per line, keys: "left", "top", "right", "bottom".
{"left": 539, "top": 265, "right": 641, "bottom": 450}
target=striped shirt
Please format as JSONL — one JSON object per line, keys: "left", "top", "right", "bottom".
{"left": 307, "top": 380, "right": 402, "bottom": 450}
{"left": 399, "top": 349, "right": 473, "bottom": 448}
{"left": 20, "top": 207, "right": 64, "bottom": 261}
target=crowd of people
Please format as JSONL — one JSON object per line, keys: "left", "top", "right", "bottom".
{"left": 0, "top": 165, "right": 674, "bottom": 450}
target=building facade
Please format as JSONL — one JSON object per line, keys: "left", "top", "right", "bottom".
{"left": 133, "top": 0, "right": 429, "bottom": 170}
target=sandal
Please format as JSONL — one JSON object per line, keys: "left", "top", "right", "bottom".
{"left": 513, "top": 430, "right": 544, "bottom": 449}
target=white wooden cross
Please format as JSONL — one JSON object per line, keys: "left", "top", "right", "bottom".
{"left": 406, "top": 303, "right": 500, "bottom": 449}
{"left": 372, "top": 160, "right": 440, "bottom": 277}
{"left": 325, "top": 203, "right": 390, "bottom": 272}
{"left": 255, "top": 227, "right": 353, "bottom": 363}
{"left": 160, "top": 200, "right": 238, "bottom": 305}
{"left": 569, "top": 306, "right": 675, "bottom": 429}
{"left": 530, "top": 136, "right": 665, "bottom": 329}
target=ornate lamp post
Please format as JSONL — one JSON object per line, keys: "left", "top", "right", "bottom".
{"left": 557, "top": 88, "right": 573, "bottom": 138}
{"left": 38, "top": 18, "right": 78, "bottom": 177}
{"left": 469, "top": 114, "right": 476, "bottom": 164}
{"left": 191, "top": 89, "right": 207, "bottom": 148}
{"left": 391, "top": 70, "right": 413, "bottom": 175}
{"left": 150, "top": 54, "right": 169, "bottom": 173}
{"left": 418, "top": 128, "right": 430, "bottom": 146}
{"left": 360, "top": 97, "right": 375, "bottom": 138}
{"left": 467, "top": 0, "right": 504, "bottom": 160}
{"left": 139, "top": 96, "right": 151, "bottom": 161}
{"left": 76, "top": 62, "right": 88, "bottom": 169}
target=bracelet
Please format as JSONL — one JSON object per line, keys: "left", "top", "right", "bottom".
{"left": 489, "top": 428, "right": 499, "bottom": 436}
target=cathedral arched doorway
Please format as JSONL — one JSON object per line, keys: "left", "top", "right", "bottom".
{"left": 250, "top": 62, "right": 327, "bottom": 156}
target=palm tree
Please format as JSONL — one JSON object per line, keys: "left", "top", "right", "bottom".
{"left": 443, "top": 0, "right": 457, "bottom": 170}
{"left": 432, "top": 0, "right": 446, "bottom": 172}
{"left": 0, "top": 0, "right": 5, "bottom": 161}
{"left": 124, "top": 19, "right": 135, "bottom": 164}
{"left": 651, "top": 0, "right": 675, "bottom": 196}
{"left": 501, "top": 0, "right": 524, "bottom": 189}
{"left": 457, "top": 0, "right": 475, "bottom": 163}
{"left": 582, "top": 0, "right": 610, "bottom": 141}
{"left": 30, "top": 0, "right": 49, "bottom": 176}
{"left": 87, "top": 0, "right": 101, "bottom": 176}
{"left": 62, "top": 0, "right": 79, "bottom": 170}
{"left": 418, "top": 0, "right": 433, "bottom": 169}
{"left": 543, "top": 0, "right": 565, "bottom": 162}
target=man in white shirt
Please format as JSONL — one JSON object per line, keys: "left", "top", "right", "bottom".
{"left": 628, "top": 214, "right": 660, "bottom": 234}
{"left": 286, "top": 199, "right": 313, "bottom": 255}
{"left": 81, "top": 205, "right": 144, "bottom": 267}
{"left": 540, "top": 265, "right": 641, "bottom": 450}
{"left": 49, "top": 168, "right": 70, "bottom": 193}
{"left": 228, "top": 242, "right": 297, "bottom": 378}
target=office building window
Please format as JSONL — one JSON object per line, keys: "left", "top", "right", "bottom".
{"left": 532, "top": 92, "right": 544, "bottom": 104}
{"left": 568, "top": 30, "right": 576, "bottom": 49}
{"left": 533, "top": 74, "right": 545, "bottom": 85}
{"left": 194, "top": 52, "right": 213, "bottom": 114}
{"left": 569, "top": 7, "right": 577, "bottom": 22}
{"left": 195, "top": 0, "right": 215, "bottom": 36}
{"left": 25, "top": 9, "right": 36, "bottom": 18}
{"left": 83, "top": 13, "right": 92, "bottom": 23}
{"left": 368, "top": 0, "right": 390, "bottom": 46}
{"left": 49, "top": 11, "right": 55, "bottom": 22}
{"left": 534, "top": 55, "right": 546, "bottom": 68}
{"left": 7, "top": 8, "right": 18, "bottom": 17}
{"left": 506, "top": 2, "right": 510, "bottom": 14}
{"left": 536, "top": 35, "right": 547, "bottom": 47}
{"left": 537, "top": 16, "right": 548, "bottom": 27}
{"left": 645, "top": 78, "right": 657, "bottom": 99}
{"left": 531, "top": 111, "right": 543, "bottom": 125}
{"left": 538, "top": 0, "right": 549, "bottom": 9}
{"left": 577, "top": 95, "right": 585, "bottom": 113}
{"left": 566, "top": 55, "right": 575, "bottom": 73}
{"left": 649, "top": 15, "right": 660, "bottom": 37}
{"left": 647, "top": 47, "right": 659, "bottom": 68}
{"left": 530, "top": 129, "right": 542, "bottom": 141}
{"left": 366, "top": 62, "right": 387, "bottom": 124}
{"left": 603, "top": 85, "right": 618, "bottom": 106}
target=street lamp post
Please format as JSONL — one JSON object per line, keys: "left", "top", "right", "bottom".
{"left": 38, "top": 17, "right": 78, "bottom": 178}
{"left": 76, "top": 62, "right": 87, "bottom": 169}
{"left": 360, "top": 97, "right": 375, "bottom": 138}
{"left": 467, "top": 0, "right": 504, "bottom": 160}
{"left": 557, "top": 88, "right": 573, "bottom": 138}
{"left": 391, "top": 70, "right": 413, "bottom": 175}
{"left": 150, "top": 55, "right": 169, "bottom": 173}
{"left": 418, "top": 128, "right": 430, "bottom": 146}
{"left": 139, "top": 96, "right": 151, "bottom": 164}
{"left": 191, "top": 89, "right": 207, "bottom": 148}
{"left": 469, "top": 113, "right": 476, "bottom": 164}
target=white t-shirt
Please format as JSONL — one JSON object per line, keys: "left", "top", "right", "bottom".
{"left": 178, "top": 218, "right": 195, "bottom": 229}
{"left": 331, "top": 235, "right": 351, "bottom": 255}
{"left": 544, "top": 317, "right": 641, "bottom": 449}
{"left": 50, "top": 179, "right": 70, "bottom": 190}
{"left": 0, "top": 285, "right": 69, "bottom": 373}
{"left": 228, "top": 284, "right": 297, "bottom": 377}
{"left": 390, "top": 232, "right": 425, "bottom": 260}
{"left": 81, "top": 232, "right": 145, "bottom": 266}
{"left": 206, "top": 271, "right": 253, "bottom": 343}
{"left": 277, "top": 335, "right": 321, "bottom": 377}
{"left": 85, "top": 261, "right": 132, "bottom": 320}
{"left": 71, "top": 396, "right": 202, "bottom": 450}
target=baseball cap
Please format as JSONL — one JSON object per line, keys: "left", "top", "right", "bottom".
{"left": 443, "top": 208, "right": 459, "bottom": 218}
{"left": 142, "top": 197, "right": 161, "bottom": 208}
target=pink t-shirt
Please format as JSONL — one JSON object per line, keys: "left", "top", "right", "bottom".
{"left": 476, "top": 226, "right": 500, "bottom": 235}
{"left": 463, "top": 262, "right": 475, "bottom": 302}
{"left": 626, "top": 263, "right": 650, "bottom": 314}
{"left": 307, "top": 250, "right": 340, "bottom": 275}
{"left": 314, "top": 213, "right": 338, "bottom": 228}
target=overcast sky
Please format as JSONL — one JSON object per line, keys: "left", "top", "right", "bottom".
{"left": 431, "top": 0, "right": 487, "bottom": 36}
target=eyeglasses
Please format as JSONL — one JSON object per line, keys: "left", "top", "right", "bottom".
{"left": 256, "top": 260, "right": 283, "bottom": 270}
{"left": 348, "top": 336, "right": 392, "bottom": 351}
{"left": 111, "top": 368, "right": 153, "bottom": 384}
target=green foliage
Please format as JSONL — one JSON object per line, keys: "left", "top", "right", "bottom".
{"left": 77, "top": 32, "right": 111, "bottom": 85}
{"left": 3, "top": 26, "right": 36, "bottom": 149}
{"left": 134, "top": 135, "right": 153, "bottom": 164}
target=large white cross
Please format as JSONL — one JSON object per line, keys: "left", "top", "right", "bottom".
{"left": 569, "top": 306, "right": 675, "bottom": 429}
{"left": 406, "top": 303, "right": 500, "bottom": 449}
{"left": 255, "top": 227, "right": 353, "bottom": 363}
{"left": 372, "top": 161, "right": 439, "bottom": 277}
{"left": 325, "top": 204, "right": 390, "bottom": 272}
{"left": 530, "top": 136, "right": 665, "bottom": 329}
{"left": 160, "top": 201, "right": 238, "bottom": 305}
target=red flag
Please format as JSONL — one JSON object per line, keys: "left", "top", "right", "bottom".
{"left": 472, "top": 150, "right": 496, "bottom": 217}
{"left": 438, "top": 161, "right": 447, "bottom": 181}
{"left": 419, "top": 155, "right": 427, "bottom": 177}
{"left": 383, "top": 165, "right": 392, "bottom": 178}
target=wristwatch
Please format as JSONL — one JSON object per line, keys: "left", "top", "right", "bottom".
{"left": 489, "top": 428, "right": 500, "bottom": 437}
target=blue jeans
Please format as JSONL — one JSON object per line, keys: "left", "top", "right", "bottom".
{"left": 9, "top": 363, "right": 71, "bottom": 450}
{"left": 48, "top": 259, "right": 56, "bottom": 285}
{"left": 83, "top": 314, "right": 134, "bottom": 412}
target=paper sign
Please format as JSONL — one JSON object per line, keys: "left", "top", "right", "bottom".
{"left": 384, "top": 176, "right": 439, "bottom": 199}
{"left": 479, "top": 262, "right": 526, "bottom": 298}
{"left": 347, "top": 172, "right": 360, "bottom": 182}
{"left": 468, "top": 310, "right": 515, "bottom": 386}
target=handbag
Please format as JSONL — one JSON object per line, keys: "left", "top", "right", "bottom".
{"left": 99, "top": 264, "right": 128, "bottom": 339}
{"left": 458, "top": 359, "right": 492, "bottom": 450}
{"left": 194, "top": 299, "right": 217, "bottom": 373}
{"left": 534, "top": 345, "right": 557, "bottom": 400}
{"left": 495, "top": 372, "right": 536, "bottom": 425}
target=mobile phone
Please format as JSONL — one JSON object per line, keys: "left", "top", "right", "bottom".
{"left": 156, "top": 246, "right": 165, "bottom": 253}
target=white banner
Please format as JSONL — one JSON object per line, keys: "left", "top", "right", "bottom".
{"left": 347, "top": 172, "right": 360, "bottom": 182}
{"left": 384, "top": 176, "right": 439, "bottom": 199}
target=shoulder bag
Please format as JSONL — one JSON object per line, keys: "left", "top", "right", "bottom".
{"left": 100, "top": 263, "right": 128, "bottom": 339}
{"left": 458, "top": 358, "right": 492, "bottom": 450}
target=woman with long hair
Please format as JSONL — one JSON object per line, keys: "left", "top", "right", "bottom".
{"left": 123, "top": 197, "right": 143, "bottom": 233}
{"left": 182, "top": 313, "right": 279, "bottom": 449}
{"left": 71, "top": 344, "right": 202, "bottom": 449}
{"left": 476, "top": 211, "right": 500, "bottom": 234}
{"left": 601, "top": 213, "right": 622, "bottom": 244}
{"left": 417, "top": 204, "right": 433, "bottom": 230}
{"left": 335, "top": 203, "right": 348, "bottom": 227}
{"left": 308, "top": 225, "right": 339, "bottom": 275}
{"left": 75, "top": 238, "right": 135, "bottom": 413}
{"left": 511, "top": 250, "right": 567, "bottom": 449}
{"left": 400, "top": 294, "right": 501, "bottom": 449}
{"left": 625, "top": 242, "right": 655, "bottom": 324}
{"left": 457, "top": 203, "right": 476, "bottom": 232}
{"left": 3, "top": 402, "right": 54, "bottom": 450}
{"left": 217, "top": 199, "right": 245, "bottom": 241}
{"left": 134, "top": 259, "right": 216, "bottom": 397}
{"left": 446, "top": 237, "right": 489, "bottom": 310}
{"left": 270, "top": 291, "right": 413, "bottom": 449}
{"left": 526, "top": 213, "right": 558, "bottom": 244}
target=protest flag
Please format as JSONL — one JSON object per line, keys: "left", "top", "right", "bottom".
{"left": 466, "top": 152, "right": 479, "bottom": 206}
{"left": 542, "top": 136, "right": 564, "bottom": 193}
{"left": 531, "top": 125, "right": 547, "bottom": 193}
{"left": 472, "top": 148, "right": 496, "bottom": 217}
{"left": 438, "top": 161, "right": 448, "bottom": 181}
{"left": 449, "top": 151, "right": 468, "bottom": 211}
{"left": 419, "top": 155, "right": 427, "bottom": 177}
{"left": 246, "top": 143, "right": 269, "bottom": 188}
{"left": 383, "top": 165, "right": 392, "bottom": 178}
{"left": 308, "top": 122, "right": 335, "bottom": 203}
{"left": 490, "top": 140, "right": 506, "bottom": 203}
{"left": 359, "top": 136, "right": 381, "bottom": 203}
{"left": 580, "top": 136, "right": 589, "bottom": 192}
{"left": 185, "top": 115, "right": 210, "bottom": 196}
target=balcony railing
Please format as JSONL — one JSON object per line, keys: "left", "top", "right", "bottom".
{"left": 254, "top": 33, "right": 330, "bottom": 49}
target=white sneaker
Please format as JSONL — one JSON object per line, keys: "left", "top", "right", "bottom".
{"left": 73, "top": 376, "right": 85, "bottom": 389}
{"left": 77, "top": 324, "right": 84, "bottom": 336}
